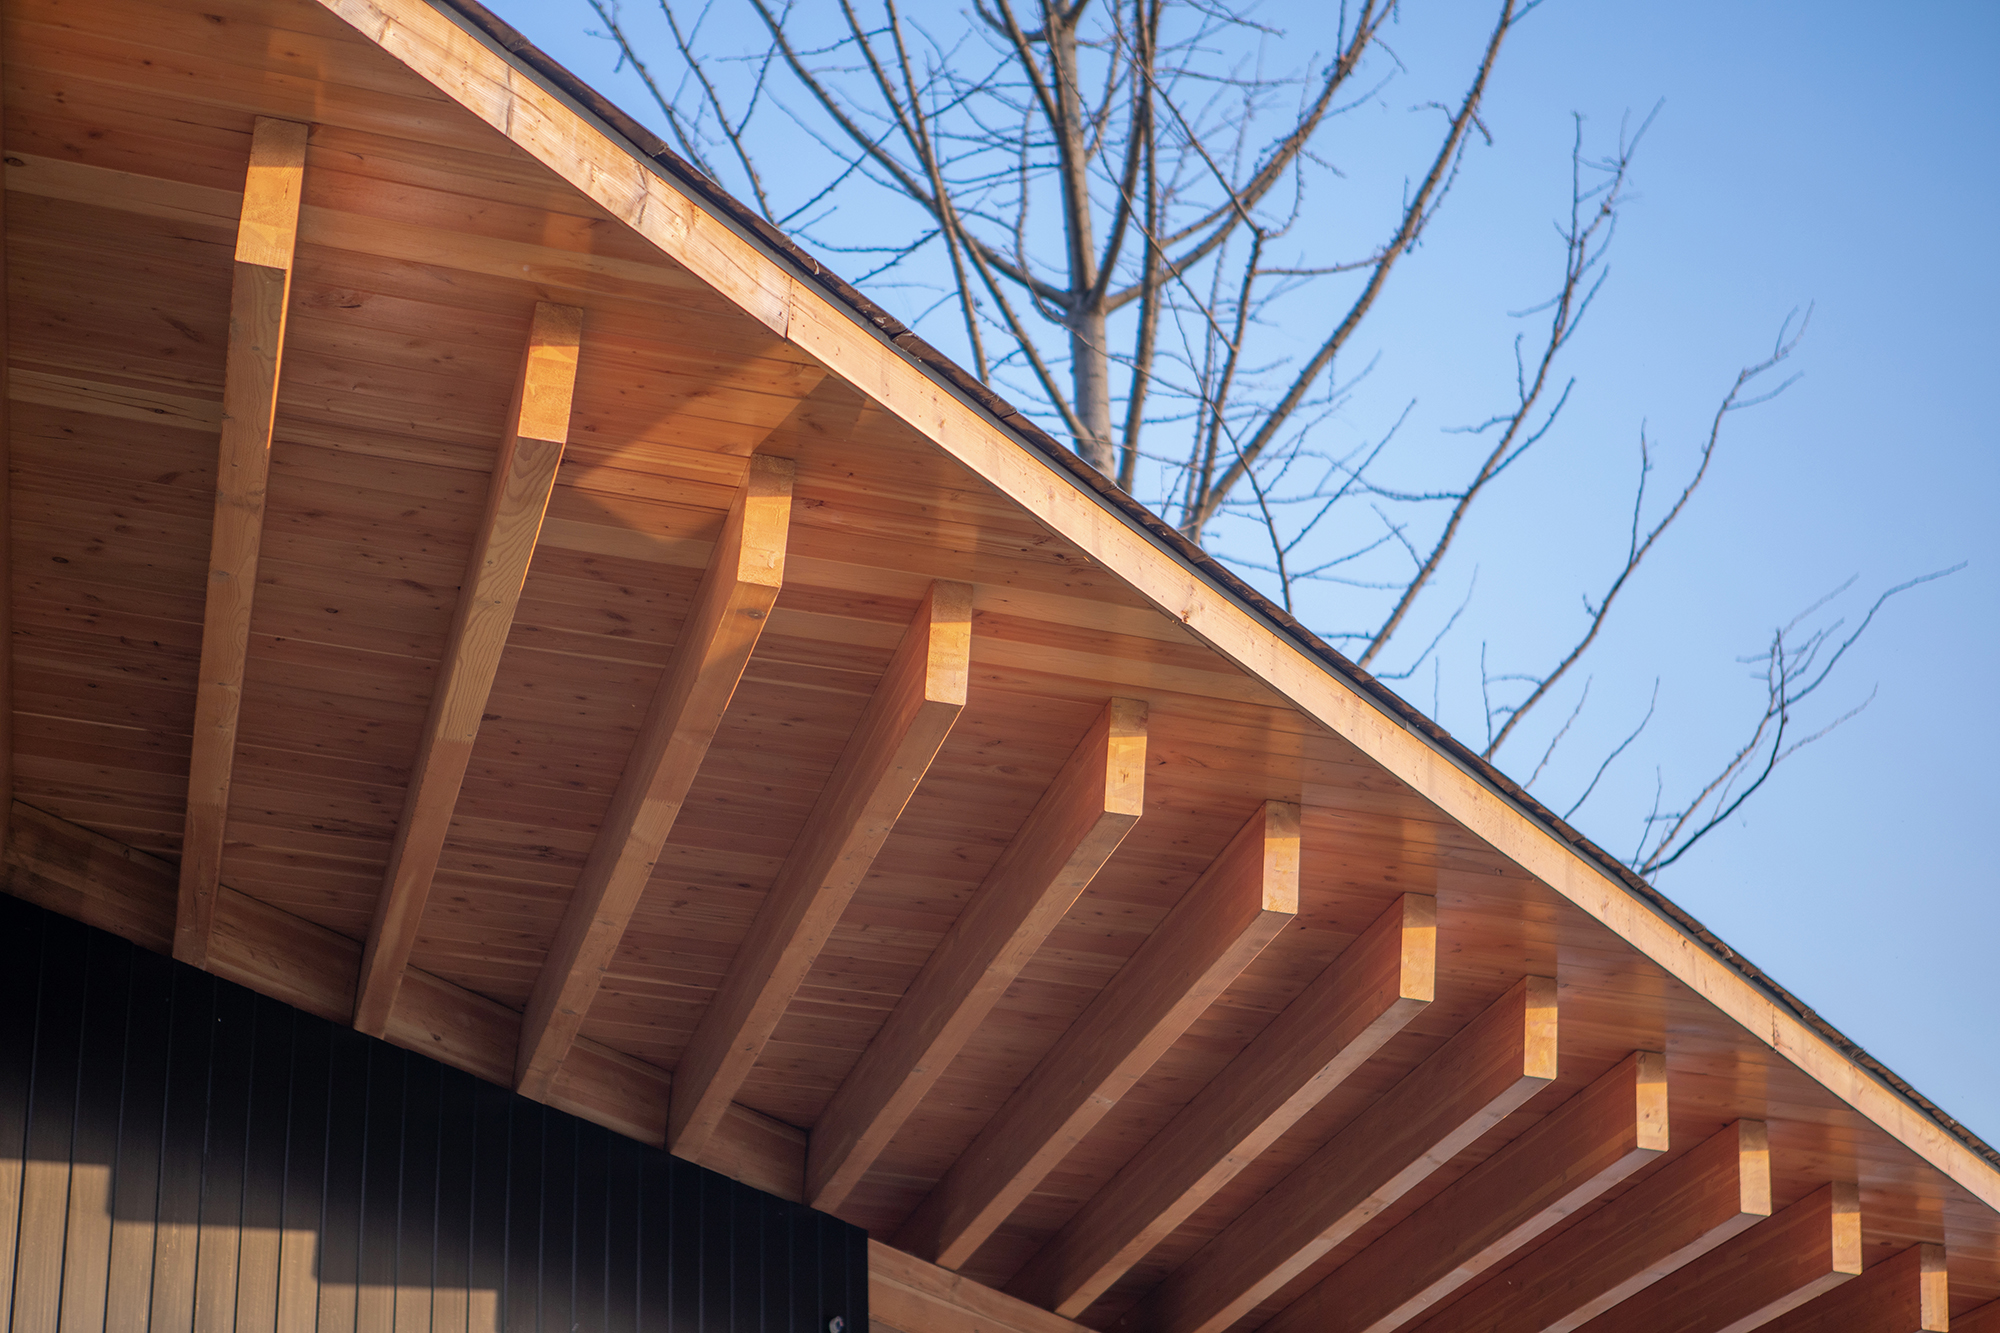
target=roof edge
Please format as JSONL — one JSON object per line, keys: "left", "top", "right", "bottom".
{"left": 420, "top": 0, "right": 1996, "bottom": 1176}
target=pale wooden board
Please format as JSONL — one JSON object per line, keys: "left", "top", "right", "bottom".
{"left": 5, "top": 1, "right": 1997, "bottom": 1327}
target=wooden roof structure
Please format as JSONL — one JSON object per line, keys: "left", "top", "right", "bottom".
{"left": 2, "top": 0, "right": 1996, "bottom": 1328}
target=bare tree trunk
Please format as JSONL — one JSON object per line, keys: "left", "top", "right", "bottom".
{"left": 1070, "top": 304, "right": 1116, "bottom": 471}
{"left": 1044, "top": 5, "right": 1116, "bottom": 473}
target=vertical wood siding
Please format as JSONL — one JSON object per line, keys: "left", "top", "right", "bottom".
{"left": 0, "top": 894, "right": 866, "bottom": 1332}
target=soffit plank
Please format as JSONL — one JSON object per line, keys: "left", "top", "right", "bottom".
{"left": 666, "top": 580, "right": 972, "bottom": 1159}
{"left": 0, "top": 0, "right": 12, "bottom": 877}
{"left": 176, "top": 115, "right": 307, "bottom": 969}
{"left": 1572, "top": 1181, "right": 1863, "bottom": 1333}
{"left": 1266, "top": 1051, "right": 1670, "bottom": 1333}
{"left": 1139, "top": 974, "right": 1559, "bottom": 1333}
{"left": 1406, "top": 1118, "right": 1773, "bottom": 1333}
{"left": 306, "top": 0, "right": 2000, "bottom": 1213}
{"left": 352, "top": 300, "right": 582, "bottom": 1035}
{"left": 1958, "top": 1297, "right": 2000, "bottom": 1333}
{"left": 1010, "top": 890, "right": 1436, "bottom": 1317}
{"left": 1758, "top": 1243, "right": 1947, "bottom": 1333}
{"left": 808, "top": 696, "right": 1148, "bottom": 1215}
{"left": 516, "top": 454, "right": 795, "bottom": 1101}
{"left": 894, "top": 800, "right": 1301, "bottom": 1272}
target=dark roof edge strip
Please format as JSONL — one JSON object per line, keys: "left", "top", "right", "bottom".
{"left": 425, "top": 0, "right": 1996, "bottom": 1174}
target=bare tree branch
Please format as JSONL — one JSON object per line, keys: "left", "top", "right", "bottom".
{"left": 1187, "top": 0, "right": 1522, "bottom": 533}
{"left": 1484, "top": 305, "right": 1802, "bottom": 759}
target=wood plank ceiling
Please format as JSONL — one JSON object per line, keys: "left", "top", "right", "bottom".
{"left": 2, "top": 0, "right": 1996, "bottom": 1330}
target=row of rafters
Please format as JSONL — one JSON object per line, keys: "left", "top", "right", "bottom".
{"left": 146, "top": 110, "right": 1998, "bottom": 1333}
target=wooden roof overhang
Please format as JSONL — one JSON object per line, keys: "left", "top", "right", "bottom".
{"left": 2, "top": 0, "right": 1996, "bottom": 1329}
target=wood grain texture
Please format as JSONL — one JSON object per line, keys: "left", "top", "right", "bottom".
{"left": 3, "top": 801, "right": 807, "bottom": 1204}
{"left": 870, "top": 1240, "right": 1089, "bottom": 1333}
{"left": 667, "top": 580, "right": 973, "bottom": 1158}
{"left": 176, "top": 116, "right": 307, "bottom": 968}
{"left": 303, "top": 0, "right": 2000, "bottom": 1230}
{"left": 1, "top": 3, "right": 10, "bottom": 871}
{"left": 1573, "top": 1182, "right": 1863, "bottom": 1333}
{"left": 352, "top": 300, "right": 582, "bottom": 1035}
{"left": 808, "top": 696, "right": 1147, "bottom": 1214}
{"left": 1136, "top": 974, "right": 1559, "bottom": 1333}
{"left": 7, "top": 2, "right": 2000, "bottom": 1324}
{"left": 1409, "top": 1119, "right": 1773, "bottom": 1333}
{"left": 1010, "top": 891, "right": 1435, "bottom": 1316}
{"left": 897, "top": 800, "right": 1301, "bottom": 1271}
{"left": 1268, "top": 1050, "right": 1670, "bottom": 1333}
{"left": 1759, "top": 1243, "right": 1946, "bottom": 1333}
{"left": 517, "top": 454, "right": 795, "bottom": 1099}
{"left": 1960, "top": 1297, "right": 2000, "bottom": 1333}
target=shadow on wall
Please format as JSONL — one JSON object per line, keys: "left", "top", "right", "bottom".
{"left": 0, "top": 895, "right": 864, "bottom": 1332}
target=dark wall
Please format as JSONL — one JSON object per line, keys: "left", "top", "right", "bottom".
{"left": 0, "top": 894, "right": 866, "bottom": 1332}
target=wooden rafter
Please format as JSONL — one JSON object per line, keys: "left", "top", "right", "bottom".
{"left": 516, "top": 454, "right": 795, "bottom": 1099}
{"left": 896, "top": 800, "right": 1302, "bottom": 1271}
{"left": 1267, "top": 1051, "right": 1670, "bottom": 1333}
{"left": 175, "top": 117, "right": 308, "bottom": 969}
{"left": 870, "top": 1241, "right": 1088, "bottom": 1333}
{"left": 1959, "top": 1297, "right": 2000, "bottom": 1333}
{"left": 312, "top": 0, "right": 2000, "bottom": 1231}
{"left": 667, "top": 580, "right": 974, "bottom": 1158}
{"left": 1406, "top": 1118, "right": 1772, "bottom": 1333}
{"left": 352, "top": 301, "right": 583, "bottom": 1035}
{"left": 1142, "top": 974, "right": 1559, "bottom": 1333}
{"left": 1010, "top": 891, "right": 1436, "bottom": 1316}
{"left": 1573, "top": 1182, "right": 1862, "bottom": 1333}
{"left": 808, "top": 696, "right": 1147, "bottom": 1212}
{"left": 1760, "top": 1243, "right": 1946, "bottom": 1333}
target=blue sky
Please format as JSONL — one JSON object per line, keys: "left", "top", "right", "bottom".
{"left": 482, "top": 0, "right": 2000, "bottom": 1140}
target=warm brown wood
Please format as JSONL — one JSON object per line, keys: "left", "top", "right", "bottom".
{"left": 3, "top": 800, "right": 808, "bottom": 1204}
{"left": 897, "top": 800, "right": 1301, "bottom": 1270}
{"left": 1573, "top": 1182, "right": 1863, "bottom": 1333}
{"left": 1138, "top": 974, "right": 1559, "bottom": 1333}
{"left": 1759, "top": 1243, "right": 1946, "bottom": 1333}
{"left": 1011, "top": 891, "right": 1436, "bottom": 1315}
{"left": 175, "top": 116, "right": 307, "bottom": 968}
{"left": 9, "top": 1, "right": 2000, "bottom": 1323}
{"left": 10, "top": 1153, "right": 65, "bottom": 1332}
{"left": 309, "top": 0, "right": 2000, "bottom": 1232}
{"left": 1960, "top": 1297, "right": 2000, "bottom": 1333}
{"left": 516, "top": 453, "right": 795, "bottom": 1099}
{"left": 352, "top": 300, "right": 583, "bottom": 1035}
{"left": 0, "top": 16, "right": 12, "bottom": 1308}
{"left": 808, "top": 696, "right": 1148, "bottom": 1213}
{"left": 1267, "top": 1050, "right": 1670, "bottom": 1333}
{"left": 871, "top": 1240, "right": 1091, "bottom": 1333}
{"left": 0, "top": 1, "right": 10, "bottom": 875}
{"left": 668, "top": 579, "right": 973, "bottom": 1158}
{"left": 1410, "top": 1119, "right": 1773, "bottom": 1333}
